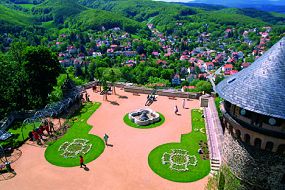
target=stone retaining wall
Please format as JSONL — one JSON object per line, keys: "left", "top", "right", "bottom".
{"left": 124, "top": 86, "right": 153, "bottom": 94}
{"left": 83, "top": 81, "right": 201, "bottom": 99}
{"left": 124, "top": 86, "right": 201, "bottom": 99}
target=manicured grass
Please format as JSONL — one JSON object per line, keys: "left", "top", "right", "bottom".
{"left": 123, "top": 112, "right": 165, "bottom": 129}
{"left": 45, "top": 102, "right": 105, "bottom": 167}
{"left": 148, "top": 109, "right": 210, "bottom": 182}
{"left": 0, "top": 122, "right": 40, "bottom": 148}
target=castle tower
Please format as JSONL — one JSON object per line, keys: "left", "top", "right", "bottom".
{"left": 216, "top": 37, "right": 285, "bottom": 189}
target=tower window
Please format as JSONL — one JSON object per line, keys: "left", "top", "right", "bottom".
{"left": 254, "top": 138, "right": 262, "bottom": 149}
{"left": 281, "top": 174, "right": 285, "bottom": 184}
{"left": 265, "top": 142, "right": 274, "bottom": 152}
{"left": 268, "top": 118, "right": 277, "bottom": 126}
{"left": 227, "top": 78, "right": 236, "bottom": 84}
{"left": 240, "top": 109, "right": 246, "bottom": 116}
{"left": 244, "top": 134, "right": 251, "bottom": 144}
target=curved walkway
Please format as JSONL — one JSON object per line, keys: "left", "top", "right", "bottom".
{"left": 1, "top": 88, "right": 208, "bottom": 190}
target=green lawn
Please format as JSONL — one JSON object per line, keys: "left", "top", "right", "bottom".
{"left": 45, "top": 102, "right": 105, "bottom": 167}
{"left": 148, "top": 109, "right": 210, "bottom": 182}
{"left": 123, "top": 112, "right": 165, "bottom": 129}
{"left": 0, "top": 122, "right": 40, "bottom": 148}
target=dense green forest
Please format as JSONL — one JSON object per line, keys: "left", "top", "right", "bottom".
{"left": 0, "top": 0, "right": 285, "bottom": 118}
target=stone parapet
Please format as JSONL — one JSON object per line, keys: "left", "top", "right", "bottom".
{"left": 123, "top": 86, "right": 201, "bottom": 99}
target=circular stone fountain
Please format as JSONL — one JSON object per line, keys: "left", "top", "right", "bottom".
{"left": 128, "top": 108, "right": 160, "bottom": 126}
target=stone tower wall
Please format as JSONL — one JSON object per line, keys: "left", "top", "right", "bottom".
{"left": 222, "top": 120, "right": 285, "bottom": 190}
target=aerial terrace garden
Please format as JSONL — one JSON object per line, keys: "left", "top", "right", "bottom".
{"left": 45, "top": 102, "right": 105, "bottom": 167}
{"left": 148, "top": 109, "right": 210, "bottom": 182}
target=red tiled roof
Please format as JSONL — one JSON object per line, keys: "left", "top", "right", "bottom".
{"left": 206, "top": 62, "right": 214, "bottom": 66}
{"left": 230, "top": 70, "right": 238, "bottom": 75}
{"left": 224, "top": 64, "right": 233, "bottom": 69}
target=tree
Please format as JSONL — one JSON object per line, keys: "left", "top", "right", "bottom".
{"left": 103, "top": 68, "right": 122, "bottom": 95}
{"left": 147, "top": 76, "right": 170, "bottom": 88}
{"left": 0, "top": 45, "right": 62, "bottom": 117}
{"left": 23, "top": 46, "right": 61, "bottom": 108}
{"left": 101, "top": 78, "right": 108, "bottom": 101}
{"left": 214, "top": 75, "right": 225, "bottom": 85}
{"left": 0, "top": 55, "right": 24, "bottom": 116}
{"left": 196, "top": 80, "right": 212, "bottom": 94}
{"left": 48, "top": 74, "right": 67, "bottom": 103}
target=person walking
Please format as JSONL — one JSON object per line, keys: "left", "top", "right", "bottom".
{"left": 85, "top": 93, "right": 88, "bottom": 102}
{"left": 32, "top": 130, "right": 41, "bottom": 145}
{"left": 174, "top": 105, "right": 179, "bottom": 115}
{"left": 79, "top": 155, "right": 86, "bottom": 168}
{"left": 104, "top": 134, "right": 109, "bottom": 145}
{"left": 182, "top": 99, "right": 186, "bottom": 109}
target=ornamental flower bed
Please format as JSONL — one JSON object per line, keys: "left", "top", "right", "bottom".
{"left": 58, "top": 138, "right": 92, "bottom": 158}
{"left": 161, "top": 149, "right": 197, "bottom": 172}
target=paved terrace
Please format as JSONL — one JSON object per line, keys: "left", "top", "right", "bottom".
{"left": 1, "top": 88, "right": 208, "bottom": 190}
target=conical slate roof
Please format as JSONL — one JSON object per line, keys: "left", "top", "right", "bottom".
{"left": 216, "top": 37, "right": 285, "bottom": 119}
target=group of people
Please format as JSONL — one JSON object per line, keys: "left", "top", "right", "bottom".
{"left": 28, "top": 120, "right": 55, "bottom": 145}
{"left": 81, "top": 91, "right": 90, "bottom": 103}
{"left": 174, "top": 99, "right": 187, "bottom": 115}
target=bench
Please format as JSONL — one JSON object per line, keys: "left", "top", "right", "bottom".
{"left": 133, "top": 93, "right": 140, "bottom": 96}
{"left": 168, "top": 96, "right": 176, "bottom": 100}
{"left": 0, "top": 130, "right": 12, "bottom": 141}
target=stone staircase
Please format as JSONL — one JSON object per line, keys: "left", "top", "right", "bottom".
{"left": 210, "top": 158, "right": 221, "bottom": 175}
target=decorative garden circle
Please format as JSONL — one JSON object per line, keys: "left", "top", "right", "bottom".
{"left": 148, "top": 109, "right": 210, "bottom": 182}
{"left": 162, "top": 149, "right": 197, "bottom": 172}
{"left": 123, "top": 112, "right": 165, "bottom": 129}
{"left": 58, "top": 138, "right": 92, "bottom": 158}
{"left": 45, "top": 102, "right": 105, "bottom": 167}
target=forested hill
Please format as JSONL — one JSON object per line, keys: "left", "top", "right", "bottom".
{"left": 0, "top": 0, "right": 285, "bottom": 118}
{"left": 0, "top": 4, "right": 33, "bottom": 33}
{"left": 77, "top": 0, "right": 197, "bottom": 22}
{"left": 0, "top": 0, "right": 285, "bottom": 34}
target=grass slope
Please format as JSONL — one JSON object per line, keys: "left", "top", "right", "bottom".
{"left": 0, "top": 4, "right": 32, "bottom": 26}
{"left": 123, "top": 112, "right": 165, "bottom": 129}
{"left": 148, "top": 109, "right": 210, "bottom": 182}
{"left": 45, "top": 102, "right": 105, "bottom": 167}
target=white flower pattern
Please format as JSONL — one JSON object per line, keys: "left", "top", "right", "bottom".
{"left": 161, "top": 149, "right": 197, "bottom": 172}
{"left": 58, "top": 138, "right": 92, "bottom": 158}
